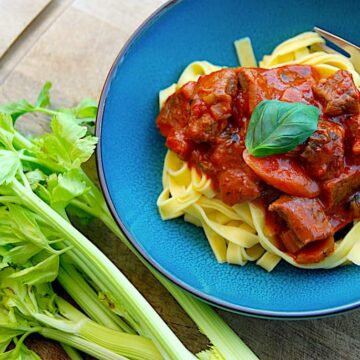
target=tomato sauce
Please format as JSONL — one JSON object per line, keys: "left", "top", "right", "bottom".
{"left": 156, "top": 65, "right": 360, "bottom": 264}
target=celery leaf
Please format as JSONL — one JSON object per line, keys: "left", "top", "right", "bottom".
{"left": 25, "top": 169, "right": 47, "bottom": 191}
{"left": 59, "top": 98, "right": 97, "bottom": 124}
{"left": 3, "top": 243, "right": 42, "bottom": 266}
{"left": 9, "top": 254, "right": 59, "bottom": 286}
{"left": 0, "top": 114, "right": 15, "bottom": 149}
{"left": 0, "top": 150, "right": 20, "bottom": 185}
{"left": 6, "top": 205, "right": 48, "bottom": 246}
{"left": 51, "top": 170, "right": 89, "bottom": 205}
{"left": 35, "top": 81, "right": 52, "bottom": 108}
{"left": 34, "top": 114, "right": 98, "bottom": 170}
{"left": 0, "top": 100, "right": 35, "bottom": 121}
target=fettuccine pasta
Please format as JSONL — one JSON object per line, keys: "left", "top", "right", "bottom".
{"left": 157, "top": 32, "right": 360, "bottom": 271}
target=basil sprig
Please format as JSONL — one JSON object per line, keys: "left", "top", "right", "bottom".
{"left": 245, "top": 100, "right": 320, "bottom": 157}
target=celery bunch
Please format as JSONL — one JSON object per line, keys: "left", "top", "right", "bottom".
{"left": 0, "top": 83, "right": 258, "bottom": 360}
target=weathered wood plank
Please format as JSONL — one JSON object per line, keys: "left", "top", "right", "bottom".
{"left": 0, "top": 0, "right": 51, "bottom": 58}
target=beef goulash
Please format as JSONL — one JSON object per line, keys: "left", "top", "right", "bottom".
{"left": 157, "top": 65, "right": 360, "bottom": 264}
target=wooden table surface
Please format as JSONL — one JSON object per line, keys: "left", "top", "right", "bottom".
{"left": 0, "top": 1, "right": 359, "bottom": 359}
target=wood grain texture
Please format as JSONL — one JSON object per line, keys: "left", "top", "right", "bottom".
{"left": 0, "top": 0, "right": 51, "bottom": 57}
{"left": 0, "top": 1, "right": 359, "bottom": 359}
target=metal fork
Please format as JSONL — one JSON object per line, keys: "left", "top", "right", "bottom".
{"left": 314, "top": 27, "right": 360, "bottom": 73}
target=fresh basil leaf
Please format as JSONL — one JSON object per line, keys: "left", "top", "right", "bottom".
{"left": 35, "top": 81, "right": 52, "bottom": 108}
{"left": 245, "top": 100, "right": 320, "bottom": 157}
{"left": 0, "top": 100, "right": 35, "bottom": 121}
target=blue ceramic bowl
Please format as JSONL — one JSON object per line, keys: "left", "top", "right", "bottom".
{"left": 96, "top": 0, "right": 360, "bottom": 318}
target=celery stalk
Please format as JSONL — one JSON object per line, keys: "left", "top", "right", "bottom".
{"left": 79, "top": 321, "right": 162, "bottom": 360}
{"left": 58, "top": 262, "right": 134, "bottom": 333}
{"left": 34, "top": 312, "right": 162, "bottom": 360}
{"left": 61, "top": 344, "right": 83, "bottom": 360}
{"left": 160, "top": 279, "right": 259, "bottom": 360}
{"left": 54, "top": 297, "right": 162, "bottom": 360}
{"left": 39, "top": 328, "right": 128, "bottom": 360}
{"left": 10, "top": 178, "right": 195, "bottom": 360}
{"left": 96, "top": 211, "right": 258, "bottom": 359}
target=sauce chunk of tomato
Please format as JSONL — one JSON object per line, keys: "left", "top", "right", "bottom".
{"left": 243, "top": 150, "right": 320, "bottom": 198}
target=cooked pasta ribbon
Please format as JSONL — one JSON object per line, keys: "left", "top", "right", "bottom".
{"left": 177, "top": 61, "right": 222, "bottom": 88}
{"left": 157, "top": 32, "right": 360, "bottom": 271}
{"left": 259, "top": 31, "right": 360, "bottom": 87}
{"left": 234, "top": 37, "right": 257, "bottom": 67}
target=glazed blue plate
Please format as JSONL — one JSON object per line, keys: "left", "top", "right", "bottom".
{"left": 97, "top": 0, "right": 360, "bottom": 318}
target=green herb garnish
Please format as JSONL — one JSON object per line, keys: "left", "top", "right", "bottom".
{"left": 245, "top": 100, "right": 320, "bottom": 157}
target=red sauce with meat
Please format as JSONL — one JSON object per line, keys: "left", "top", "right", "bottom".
{"left": 156, "top": 65, "right": 360, "bottom": 264}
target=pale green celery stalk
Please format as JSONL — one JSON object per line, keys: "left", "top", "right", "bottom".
{"left": 58, "top": 262, "right": 135, "bottom": 333}
{"left": 10, "top": 178, "right": 195, "bottom": 360}
{"left": 34, "top": 107, "right": 57, "bottom": 116}
{"left": 76, "top": 201, "right": 259, "bottom": 360}
{"left": 61, "top": 344, "right": 83, "bottom": 360}
{"left": 13, "top": 131, "right": 34, "bottom": 150}
{"left": 78, "top": 321, "right": 162, "bottom": 360}
{"left": 39, "top": 328, "right": 128, "bottom": 360}
{"left": 34, "top": 313, "right": 161, "bottom": 360}
{"left": 160, "top": 280, "right": 259, "bottom": 360}
{"left": 19, "top": 154, "right": 64, "bottom": 173}
{"left": 41, "top": 297, "right": 162, "bottom": 360}
{"left": 56, "top": 243, "right": 143, "bottom": 334}
{"left": 0, "top": 196, "right": 22, "bottom": 204}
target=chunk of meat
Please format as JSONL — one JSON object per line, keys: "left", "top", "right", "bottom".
{"left": 243, "top": 150, "right": 320, "bottom": 198}
{"left": 301, "top": 120, "right": 345, "bottom": 180}
{"left": 210, "top": 129, "right": 245, "bottom": 168}
{"left": 278, "top": 221, "right": 334, "bottom": 264}
{"left": 218, "top": 168, "right": 261, "bottom": 205}
{"left": 187, "top": 145, "right": 215, "bottom": 176}
{"left": 328, "top": 210, "right": 354, "bottom": 234}
{"left": 313, "top": 70, "right": 360, "bottom": 116}
{"left": 238, "top": 68, "right": 266, "bottom": 115}
{"left": 232, "top": 91, "right": 248, "bottom": 131}
{"left": 280, "top": 87, "right": 304, "bottom": 103}
{"left": 157, "top": 81, "right": 195, "bottom": 136}
{"left": 280, "top": 230, "right": 306, "bottom": 253}
{"left": 346, "top": 114, "right": 360, "bottom": 155}
{"left": 321, "top": 167, "right": 360, "bottom": 209}
{"left": 238, "top": 65, "right": 318, "bottom": 115}
{"left": 186, "top": 69, "right": 238, "bottom": 142}
{"left": 165, "top": 130, "right": 193, "bottom": 159}
{"left": 269, "top": 196, "right": 332, "bottom": 244}
{"left": 295, "top": 236, "right": 335, "bottom": 264}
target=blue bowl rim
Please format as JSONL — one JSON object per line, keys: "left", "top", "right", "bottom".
{"left": 95, "top": 0, "right": 360, "bottom": 319}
